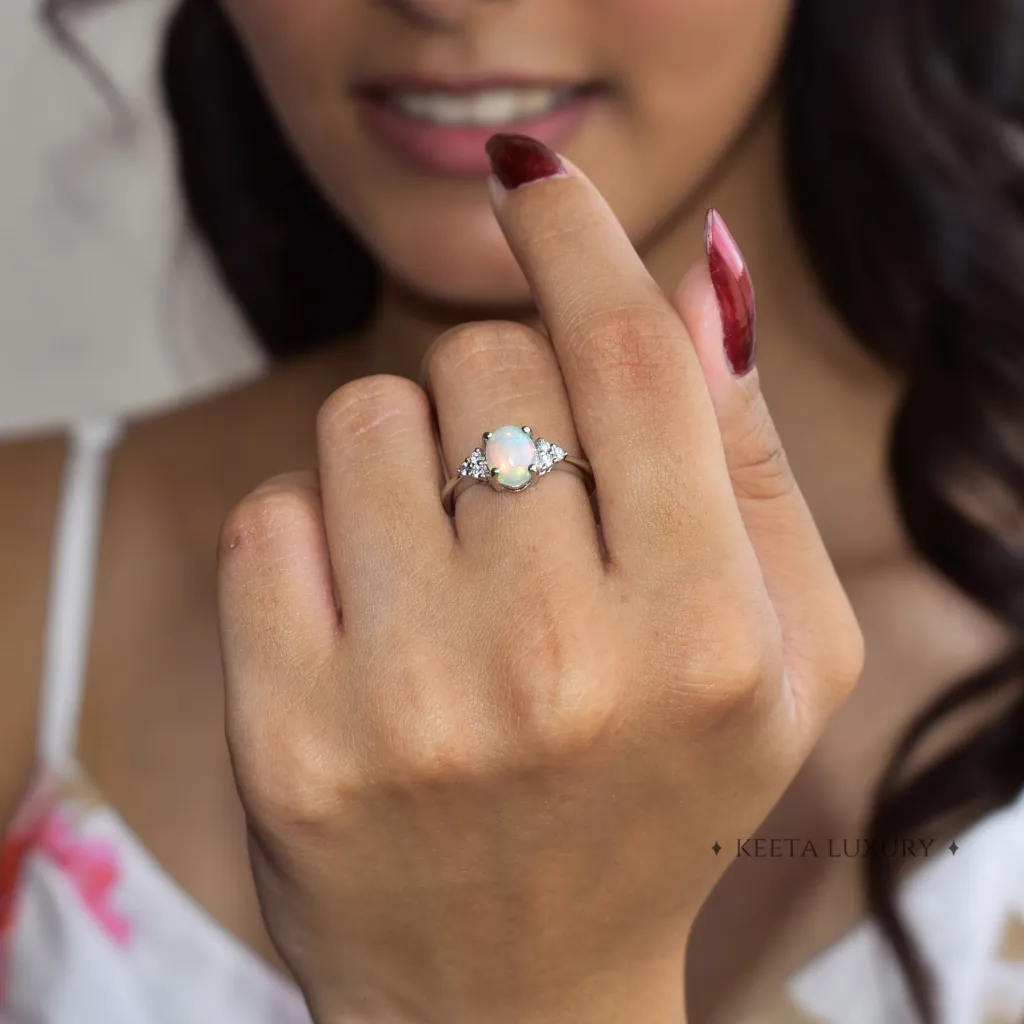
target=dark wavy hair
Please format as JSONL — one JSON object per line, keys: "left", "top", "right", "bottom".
{"left": 47, "top": 0, "right": 1024, "bottom": 1020}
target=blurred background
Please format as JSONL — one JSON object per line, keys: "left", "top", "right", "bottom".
{"left": 0, "top": 0, "right": 264, "bottom": 437}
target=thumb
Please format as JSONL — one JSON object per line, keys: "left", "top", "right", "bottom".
{"left": 670, "top": 209, "right": 863, "bottom": 736}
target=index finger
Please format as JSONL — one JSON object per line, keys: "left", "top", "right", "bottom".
{"left": 485, "top": 133, "right": 741, "bottom": 569}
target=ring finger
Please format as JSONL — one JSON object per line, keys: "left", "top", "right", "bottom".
{"left": 423, "top": 320, "right": 600, "bottom": 562}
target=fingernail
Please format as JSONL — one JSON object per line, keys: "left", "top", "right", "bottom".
{"left": 704, "top": 209, "right": 757, "bottom": 377}
{"left": 485, "top": 133, "right": 568, "bottom": 191}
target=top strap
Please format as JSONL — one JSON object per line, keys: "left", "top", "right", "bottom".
{"left": 37, "top": 416, "right": 125, "bottom": 770}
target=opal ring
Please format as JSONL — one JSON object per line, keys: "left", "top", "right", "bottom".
{"left": 441, "top": 424, "right": 593, "bottom": 516}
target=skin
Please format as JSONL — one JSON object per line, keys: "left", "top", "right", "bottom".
{"left": 0, "top": 0, "right": 1015, "bottom": 1021}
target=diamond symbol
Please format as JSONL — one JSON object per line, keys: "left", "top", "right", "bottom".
{"left": 949, "top": 841, "right": 959, "bottom": 856}
{"left": 712, "top": 842, "right": 722, "bottom": 855}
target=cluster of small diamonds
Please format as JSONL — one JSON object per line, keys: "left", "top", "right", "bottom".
{"left": 458, "top": 448, "right": 489, "bottom": 479}
{"left": 530, "top": 438, "right": 567, "bottom": 475}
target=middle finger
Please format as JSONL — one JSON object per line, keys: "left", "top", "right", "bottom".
{"left": 484, "top": 135, "right": 743, "bottom": 573}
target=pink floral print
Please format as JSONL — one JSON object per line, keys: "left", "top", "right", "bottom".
{"left": 35, "top": 812, "right": 132, "bottom": 946}
{"left": 1, "top": 804, "right": 132, "bottom": 1004}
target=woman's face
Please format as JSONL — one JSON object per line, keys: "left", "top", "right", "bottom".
{"left": 222, "top": 0, "right": 794, "bottom": 309}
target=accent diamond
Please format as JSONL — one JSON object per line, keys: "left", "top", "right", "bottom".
{"left": 530, "top": 438, "right": 567, "bottom": 475}
{"left": 459, "top": 448, "right": 489, "bottom": 480}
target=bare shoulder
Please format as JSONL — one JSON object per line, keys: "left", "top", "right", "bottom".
{"left": 0, "top": 431, "right": 68, "bottom": 832}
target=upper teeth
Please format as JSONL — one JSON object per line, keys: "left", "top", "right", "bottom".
{"left": 389, "top": 87, "right": 575, "bottom": 127}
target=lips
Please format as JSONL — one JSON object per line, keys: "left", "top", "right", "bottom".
{"left": 351, "top": 75, "right": 609, "bottom": 177}
{"left": 355, "top": 90, "right": 604, "bottom": 177}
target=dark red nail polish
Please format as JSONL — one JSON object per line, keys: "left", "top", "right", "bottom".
{"left": 704, "top": 209, "right": 757, "bottom": 377}
{"left": 485, "top": 133, "right": 567, "bottom": 191}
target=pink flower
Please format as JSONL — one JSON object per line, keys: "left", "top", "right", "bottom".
{"left": 36, "top": 812, "right": 132, "bottom": 947}
{"left": 0, "top": 807, "right": 132, "bottom": 1004}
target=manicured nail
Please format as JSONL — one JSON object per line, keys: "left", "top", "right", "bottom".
{"left": 704, "top": 209, "right": 757, "bottom": 377}
{"left": 485, "top": 134, "right": 568, "bottom": 191}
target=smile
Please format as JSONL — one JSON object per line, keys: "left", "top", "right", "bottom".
{"left": 384, "top": 85, "right": 587, "bottom": 128}
{"left": 353, "top": 78, "right": 608, "bottom": 177}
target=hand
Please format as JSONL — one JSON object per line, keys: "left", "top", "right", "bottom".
{"left": 216, "top": 142, "right": 865, "bottom": 1024}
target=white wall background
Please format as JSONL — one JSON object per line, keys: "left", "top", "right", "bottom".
{"left": 0, "top": 0, "right": 264, "bottom": 438}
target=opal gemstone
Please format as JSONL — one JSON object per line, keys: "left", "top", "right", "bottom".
{"left": 485, "top": 425, "right": 537, "bottom": 489}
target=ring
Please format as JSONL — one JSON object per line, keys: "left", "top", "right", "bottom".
{"left": 441, "top": 424, "right": 594, "bottom": 516}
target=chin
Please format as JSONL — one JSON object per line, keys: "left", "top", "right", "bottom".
{"left": 340, "top": 185, "right": 540, "bottom": 312}
{"left": 385, "top": 248, "right": 535, "bottom": 310}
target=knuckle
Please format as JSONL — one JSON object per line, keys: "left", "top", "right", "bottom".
{"left": 220, "top": 482, "right": 313, "bottom": 558}
{"left": 521, "top": 678, "right": 621, "bottom": 758}
{"left": 672, "top": 606, "right": 785, "bottom": 722}
{"left": 565, "top": 307, "right": 683, "bottom": 396}
{"left": 790, "top": 592, "right": 867, "bottom": 721}
{"left": 391, "top": 727, "right": 495, "bottom": 787}
{"left": 385, "top": 657, "right": 620, "bottom": 781}
{"left": 824, "top": 608, "right": 867, "bottom": 703}
{"left": 841, "top": 622, "right": 868, "bottom": 691}
{"left": 393, "top": 682, "right": 618, "bottom": 780}
{"left": 317, "top": 374, "right": 427, "bottom": 446}
{"left": 426, "top": 321, "right": 549, "bottom": 386}
{"left": 376, "top": 685, "right": 505, "bottom": 784}
{"left": 365, "top": 662, "right": 504, "bottom": 783}
{"left": 726, "top": 395, "right": 797, "bottom": 505}
{"left": 245, "top": 720, "right": 355, "bottom": 832}
{"left": 716, "top": 622, "right": 782, "bottom": 702}
{"left": 491, "top": 593, "right": 619, "bottom": 753}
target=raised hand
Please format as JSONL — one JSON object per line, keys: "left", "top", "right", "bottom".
{"left": 217, "top": 135, "right": 864, "bottom": 1024}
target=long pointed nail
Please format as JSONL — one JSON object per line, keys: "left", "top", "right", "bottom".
{"left": 704, "top": 209, "right": 757, "bottom": 377}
